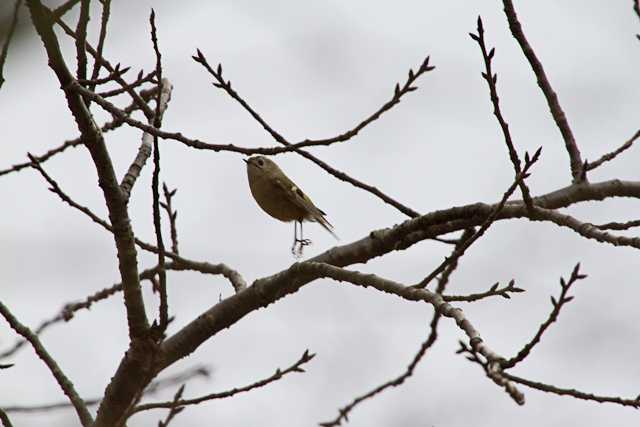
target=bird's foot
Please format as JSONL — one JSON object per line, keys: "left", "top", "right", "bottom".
{"left": 291, "top": 238, "right": 312, "bottom": 258}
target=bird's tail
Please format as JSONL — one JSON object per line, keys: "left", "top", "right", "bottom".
{"left": 314, "top": 214, "right": 339, "bottom": 240}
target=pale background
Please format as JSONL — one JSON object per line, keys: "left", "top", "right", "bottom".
{"left": 1, "top": 1, "right": 639, "bottom": 426}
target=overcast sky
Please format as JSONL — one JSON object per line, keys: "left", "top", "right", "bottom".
{"left": 1, "top": 1, "right": 640, "bottom": 426}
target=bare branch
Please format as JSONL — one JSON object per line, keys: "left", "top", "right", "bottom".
{"left": 193, "top": 49, "right": 424, "bottom": 218}
{"left": 129, "top": 350, "right": 315, "bottom": 416}
{"left": 0, "top": 86, "right": 158, "bottom": 177}
{"left": 53, "top": 15, "right": 155, "bottom": 119}
{"left": 71, "top": 80, "right": 422, "bottom": 218}
{"left": 530, "top": 206, "right": 640, "bottom": 250}
{"left": 193, "top": 49, "right": 435, "bottom": 150}
{"left": 25, "top": 157, "right": 247, "bottom": 293}
{"left": 634, "top": 0, "right": 640, "bottom": 38}
{"left": 87, "top": 0, "right": 112, "bottom": 93}
{"left": 161, "top": 183, "right": 180, "bottom": 254}
{"left": 0, "top": 301, "right": 93, "bottom": 426}
{"left": 148, "top": 10, "right": 169, "bottom": 335}
{"left": 0, "top": 408, "right": 13, "bottom": 427}
{"left": 3, "top": 364, "right": 210, "bottom": 414}
{"left": 502, "top": 263, "right": 586, "bottom": 368}
{"left": 161, "top": 263, "right": 524, "bottom": 405}
{"left": 595, "top": 219, "right": 640, "bottom": 231}
{"left": 0, "top": 257, "right": 245, "bottom": 361}
{"left": 51, "top": 0, "right": 79, "bottom": 19}
{"left": 502, "top": 0, "right": 583, "bottom": 182}
{"left": 120, "top": 79, "right": 173, "bottom": 200}
{"left": 157, "top": 385, "right": 185, "bottom": 427}
{"left": 74, "top": 0, "right": 90, "bottom": 83}
{"left": 0, "top": 0, "right": 22, "bottom": 90}
{"left": 470, "top": 16, "right": 534, "bottom": 210}
{"left": 456, "top": 340, "right": 525, "bottom": 405}
{"left": 320, "top": 314, "right": 440, "bottom": 427}
{"left": 586, "top": 129, "right": 640, "bottom": 171}
{"left": 96, "top": 70, "right": 156, "bottom": 98}
{"left": 503, "top": 372, "right": 640, "bottom": 408}
{"left": 320, "top": 229, "right": 472, "bottom": 426}
{"left": 414, "top": 146, "right": 541, "bottom": 288}
{"left": 443, "top": 279, "right": 525, "bottom": 302}
{"left": 79, "top": 63, "right": 129, "bottom": 85}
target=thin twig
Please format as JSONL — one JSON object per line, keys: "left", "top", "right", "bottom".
{"left": 51, "top": 0, "right": 80, "bottom": 19}
{"left": 25, "top": 156, "right": 248, "bottom": 293}
{"left": 0, "top": 256, "right": 246, "bottom": 361}
{"left": 294, "top": 262, "right": 525, "bottom": 405}
{"left": 502, "top": 263, "right": 586, "bottom": 369}
{"left": 443, "top": 279, "right": 524, "bottom": 302}
{"left": 0, "top": 408, "right": 13, "bottom": 427}
{"left": 87, "top": 0, "right": 112, "bottom": 93}
{"left": 149, "top": 9, "right": 168, "bottom": 334}
{"left": 157, "top": 385, "right": 185, "bottom": 427}
{"left": 29, "top": 0, "right": 151, "bottom": 348}
{"left": 595, "top": 219, "right": 640, "bottom": 230}
{"left": 0, "top": 0, "right": 22, "bottom": 90}
{"left": 54, "top": 15, "right": 155, "bottom": 120}
{"left": 79, "top": 63, "right": 129, "bottom": 86}
{"left": 503, "top": 372, "right": 640, "bottom": 408}
{"left": 193, "top": 49, "right": 425, "bottom": 218}
{"left": 0, "top": 302, "right": 93, "bottom": 426}
{"left": 129, "top": 350, "right": 315, "bottom": 416}
{"left": 320, "top": 314, "right": 440, "bottom": 427}
{"left": 470, "top": 16, "right": 534, "bottom": 210}
{"left": 0, "top": 86, "right": 158, "bottom": 177}
{"left": 74, "top": 0, "right": 90, "bottom": 83}
{"left": 97, "top": 70, "right": 156, "bottom": 98}
{"left": 193, "top": 49, "right": 434, "bottom": 150}
{"left": 320, "top": 229, "right": 471, "bottom": 426}
{"left": 502, "top": 0, "right": 583, "bottom": 182}
{"left": 414, "top": 147, "right": 541, "bottom": 288}
{"left": 529, "top": 206, "right": 640, "bottom": 250}
{"left": 162, "top": 183, "right": 179, "bottom": 254}
{"left": 586, "top": 129, "right": 640, "bottom": 171}
{"left": 3, "top": 364, "right": 210, "bottom": 413}
{"left": 634, "top": 0, "right": 640, "bottom": 39}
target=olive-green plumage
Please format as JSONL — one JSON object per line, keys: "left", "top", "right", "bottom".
{"left": 245, "top": 156, "right": 337, "bottom": 239}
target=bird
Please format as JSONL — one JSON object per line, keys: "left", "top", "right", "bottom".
{"left": 244, "top": 155, "right": 337, "bottom": 255}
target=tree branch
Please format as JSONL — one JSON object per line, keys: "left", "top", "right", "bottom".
{"left": 502, "top": 263, "right": 586, "bottom": 369}
{"left": 193, "top": 49, "right": 434, "bottom": 150}
{"left": 443, "top": 279, "right": 524, "bottom": 302}
{"left": 502, "top": 0, "right": 583, "bottom": 182}
{"left": 0, "top": 301, "right": 93, "bottom": 426}
{"left": 0, "top": 0, "right": 22, "bottom": 90}
{"left": 470, "top": 16, "right": 534, "bottom": 209}
{"left": 28, "top": 0, "right": 150, "bottom": 340}
{"left": 86, "top": 0, "right": 111, "bottom": 93}
{"left": 319, "top": 229, "right": 472, "bottom": 426}
{"left": 129, "top": 350, "right": 315, "bottom": 417}
{"left": 0, "top": 85, "right": 158, "bottom": 177}
{"left": 0, "top": 408, "right": 13, "bottom": 427}
{"left": 161, "top": 183, "right": 180, "bottom": 254}
{"left": 503, "top": 372, "right": 640, "bottom": 408}
{"left": 585, "top": 129, "right": 640, "bottom": 171}
{"left": 414, "top": 146, "right": 540, "bottom": 288}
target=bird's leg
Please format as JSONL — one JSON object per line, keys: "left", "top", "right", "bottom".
{"left": 299, "top": 222, "right": 312, "bottom": 246}
{"left": 291, "top": 221, "right": 312, "bottom": 257}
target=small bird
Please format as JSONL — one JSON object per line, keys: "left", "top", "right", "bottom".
{"left": 244, "top": 156, "right": 337, "bottom": 255}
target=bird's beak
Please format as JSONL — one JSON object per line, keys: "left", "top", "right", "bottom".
{"left": 243, "top": 158, "right": 249, "bottom": 164}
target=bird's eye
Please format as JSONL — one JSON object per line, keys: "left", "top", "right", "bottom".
{"left": 257, "top": 159, "right": 264, "bottom": 166}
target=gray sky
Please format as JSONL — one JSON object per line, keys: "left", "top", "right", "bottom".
{"left": 1, "top": 1, "right": 640, "bottom": 426}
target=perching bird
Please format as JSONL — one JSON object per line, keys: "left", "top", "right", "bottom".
{"left": 244, "top": 156, "right": 337, "bottom": 254}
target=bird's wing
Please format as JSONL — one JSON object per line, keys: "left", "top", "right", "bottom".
{"left": 272, "top": 177, "right": 338, "bottom": 240}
